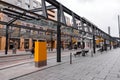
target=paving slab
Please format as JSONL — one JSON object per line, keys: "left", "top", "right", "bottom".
{"left": 0, "top": 48, "right": 120, "bottom": 80}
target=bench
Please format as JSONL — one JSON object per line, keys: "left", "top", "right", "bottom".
{"left": 74, "top": 49, "right": 89, "bottom": 57}
{"left": 74, "top": 51, "right": 82, "bottom": 57}
{"left": 82, "top": 50, "right": 89, "bottom": 56}
{"left": 97, "top": 47, "right": 105, "bottom": 52}
{"left": 97, "top": 48, "right": 102, "bottom": 52}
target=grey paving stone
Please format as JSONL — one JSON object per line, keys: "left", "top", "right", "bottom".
{"left": 107, "top": 73, "right": 118, "bottom": 78}
{"left": 93, "top": 77, "right": 104, "bottom": 80}
{"left": 4, "top": 48, "right": 120, "bottom": 80}
{"left": 105, "top": 76, "right": 120, "bottom": 80}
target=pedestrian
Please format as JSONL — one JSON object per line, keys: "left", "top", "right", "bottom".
{"left": 12, "top": 43, "right": 17, "bottom": 54}
{"left": 61, "top": 44, "right": 64, "bottom": 50}
{"left": 47, "top": 44, "right": 50, "bottom": 51}
{"left": 30, "top": 47, "right": 34, "bottom": 58}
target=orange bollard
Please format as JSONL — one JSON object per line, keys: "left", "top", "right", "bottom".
{"left": 34, "top": 41, "right": 47, "bottom": 67}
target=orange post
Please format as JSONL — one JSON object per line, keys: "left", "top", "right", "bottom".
{"left": 34, "top": 41, "right": 47, "bottom": 67}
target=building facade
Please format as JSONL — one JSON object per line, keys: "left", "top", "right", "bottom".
{"left": 0, "top": 0, "right": 58, "bottom": 51}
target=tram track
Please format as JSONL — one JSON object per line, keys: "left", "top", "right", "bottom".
{"left": 0, "top": 54, "right": 31, "bottom": 63}
{"left": 0, "top": 49, "right": 79, "bottom": 70}
{"left": 0, "top": 54, "right": 33, "bottom": 69}
{"left": 0, "top": 53, "right": 70, "bottom": 70}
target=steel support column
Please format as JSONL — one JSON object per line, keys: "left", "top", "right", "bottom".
{"left": 57, "top": 9, "right": 61, "bottom": 62}
{"left": 70, "top": 36, "right": 72, "bottom": 50}
{"left": 104, "top": 39, "right": 107, "bottom": 51}
{"left": 5, "top": 25, "right": 9, "bottom": 55}
{"left": 5, "top": 12, "right": 25, "bottom": 55}
{"left": 93, "top": 27, "right": 96, "bottom": 54}
{"left": 109, "top": 40, "right": 111, "bottom": 50}
{"left": 93, "top": 35, "right": 96, "bottom": 54}
{"left": 51, "top": 32, "right": 53, "bottom": 51}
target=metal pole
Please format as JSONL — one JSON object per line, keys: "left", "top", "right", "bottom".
{"left": 70, "top": 36, "right": 72, "bottom": 50}
{"left": 110, "top": 40, "right": 111, "bottom": 50}
{"left": 57, "top": 9, "right": 61, "bottom": 62}
{"left": 5, "top": 25, "right": 9, "bottom": 55}
{"left": 92, "top": 27, "right": 96, "bottom": 54}
{"left": 4, "top": 12, "right": 25, "bottom": 55}
{"left": 104, "top": 39, "right": 107, "bottom": 51}
{"left": 108, "top": 26, "right": 110, "bottom": 35}
{"left": 93, "top": 35, "right": 96, "bottom": 54}
{"left": 51, "top": 32, "right": 53, "bottom": 51}
{"left": 90, "top": 39, "right": 93, "bottom": 57}
{"left": 5, "top": 19, "right": 18, "bottom": 55}
{"left": 70, "top": 53, "right": 72, "bottom": 64}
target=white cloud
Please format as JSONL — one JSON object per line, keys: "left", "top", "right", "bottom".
{"left": 57, "top": 0, "right": 120, "bottom": 37}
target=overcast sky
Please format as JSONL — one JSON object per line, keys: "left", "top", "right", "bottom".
{"left": 56, "top": 0, "right": 120, "bottom": 37}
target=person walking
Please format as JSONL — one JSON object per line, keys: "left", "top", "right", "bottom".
{"left": 30, "top": 47, "right": 34, "bottom": 58}
{"left": 12, "top": 43, "right": 17, "bottom": 54}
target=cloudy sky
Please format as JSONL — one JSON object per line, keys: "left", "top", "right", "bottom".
{"left": 56, "top": 0, "right": 120, "bottom": 37}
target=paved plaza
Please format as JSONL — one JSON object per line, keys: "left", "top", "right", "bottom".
{"left": 0, "top": 48, "right": 118, "bottom": 80}
{"left": 0, "top": 49, "right": 83, "bottom": 80}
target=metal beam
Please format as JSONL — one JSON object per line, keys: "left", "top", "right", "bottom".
{"left": 45, "top": 0, "right": 82, "bottom": 21}
{"left": 1, "top": 10, "right": 31, "bottom": 20}
{"left": 0, "top": 1, "right": 45, "bottom": 19}
{"left": 5, "top": 12, "right": 26, "bottom": 55}
{"left": 0, "top": 0, "right": 115, "bottom": 42}
{"left": 0, "top": 21, "right": 81, "bottom": 38}
{"left": 72, "top": 12, "right": 77, "bottom": 28}
{"left": 0, "top": 0, "right": 106, "bottom": 39}
{"left": 30, "top": 5, "right": 56, "bottom": 12}
{"left": 3, "top": 8, "right": 36, "bottom": 19}
{"left": 60, "top": 4, "right": 66, "bottom": 24}
{"left": 41, "top": 0, "right": 48, "bottom": 18}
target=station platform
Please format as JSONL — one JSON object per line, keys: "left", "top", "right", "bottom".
{"left": 0, "top": 48, "right": 120, "bottom": 80}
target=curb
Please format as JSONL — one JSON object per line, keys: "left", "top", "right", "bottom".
{"left": 0, "top": 53, "right": 30, "bottom": 58}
